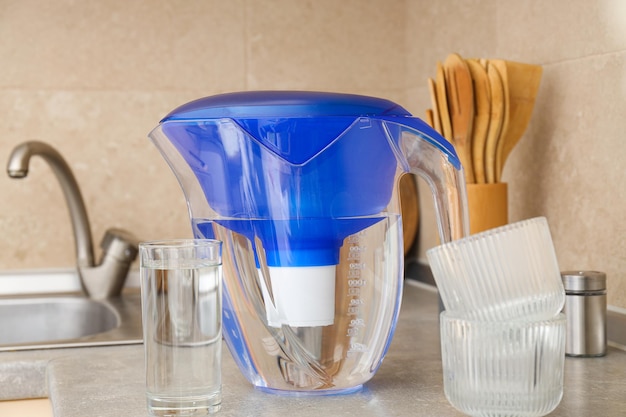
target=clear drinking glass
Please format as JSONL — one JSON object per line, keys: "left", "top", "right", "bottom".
{"left": 427, "top": 217, "right": 565, "bottom": 321}
{"left": 140, "top": 239, "right": 223, "bottom": 416}
{"left": 440, "top": 311, "right": 566, "bottom": 417}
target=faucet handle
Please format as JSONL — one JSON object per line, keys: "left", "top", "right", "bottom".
{"left": 80, "top": 228, "right": 139, "bottom": 299}
{"left": 101, "top": 228, "right": 139, "bottom": 264}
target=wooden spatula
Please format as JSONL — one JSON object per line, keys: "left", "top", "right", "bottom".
{"left": 435, "top": 62, "right": 453, "bottom": 141}
{"left": 492, "top": 60, "right": 543, "bottom": 182}
{"left": 484, "top": 62, "right": 506, "bottom": 184}
{"left": 444, "top": 53, "right": 475, "bottom": 184}
{"left": 427, "top": 78, "right": 442, "bottom": 134}
{"left": 466, "top": 58, "right": 491, "bottom": 184}
{"left": 425, "top": 109, "right": 435, "bottom": 128}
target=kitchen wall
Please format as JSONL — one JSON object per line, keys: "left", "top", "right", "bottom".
{"left": 0, "top": 1, "right": 624, "bottom": 308}
{"left": 405, "top": 0, "right": 626, "bottom": 310}
{"left": 0, "top": 0, "right": 406, "bottom": 269}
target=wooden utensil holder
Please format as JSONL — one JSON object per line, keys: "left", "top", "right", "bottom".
{"left": 466, "top": 182, "right": 508, "bottom": 234}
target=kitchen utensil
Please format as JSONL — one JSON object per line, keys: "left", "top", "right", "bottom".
{"left": 440, "top": 311, "right": 565, "bottom": 417}
{"left": 149, "top": 91, "right": 469, "bottom": 394}
{"left": 436, "top": 62, "right": 453, "bottom": 141}
{"left": 491, "top": 60, "right": 543, "bottom": 182}
{"left": 426, "top": 217, "right": 564, "bottom": 321}
{"left": 399, "top": 173, "right": 419, "bottom": 255}
{"left": 466, "top": 59, "right": 491, "bottom": 184}
{"left": 425, "top": 108, "right": 435, "bottom": 129}
{"left": 427, "top": 78, "right": 442, "bottom": 134}
{"left": 484, "top": 61, "right": 506, "bottom": 184}
{"left": 444, "top": 53, "right": 475, "bottom": 184}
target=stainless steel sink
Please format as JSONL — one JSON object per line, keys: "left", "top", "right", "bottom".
{"left": 0, "top": 292, "right": 143, "bottom": 351}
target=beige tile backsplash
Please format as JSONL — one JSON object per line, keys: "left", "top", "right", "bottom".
{"left": 1, "top": 1, "right": 624, "bottom": 308}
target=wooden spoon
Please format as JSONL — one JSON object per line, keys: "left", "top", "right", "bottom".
{"left": 425, "top": 109, "right": 435, "bottom": 128}
{"left": 444, "top": 53, "right": 475, "bottom": 184}
{"left": 466, "top": 59, "right": 491, "bottom": 184}
{"left": 435, "top": 62, "right": 453, "bottom": 141}
{"left": 492, "top": 60, "right": 543, "bottom": 181}
{"left": 399, "top": 173, "right": 419, "bottom": 255}
{"left": 484, "top": 62, "right": 506, "bottom": 184}
{"left": 427, "top": 78, "right": 442, "bottom": 134}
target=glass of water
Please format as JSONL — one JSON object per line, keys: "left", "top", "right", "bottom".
{"left": 139, "top": 239, "right": 222, "bottom": 416}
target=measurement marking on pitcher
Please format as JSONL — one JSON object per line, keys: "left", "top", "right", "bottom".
{"left": 347, "top": 245, "right": 366, "bottom": 260}
{"left": 347, "top": 287, "right": 362, "bottom": 296}
{"left": 346, "top": 259, "right": 366, "bottom": 336}
{"left": 346, "top": 235, "right": 369, "bottom": 354}
{"left": 349, "top": 342, "right": 368, "bottom": 353}
{"left": 348, "top": 270, "right": 361, "bottom": 278}
{"left": 348, "top": 278, "right": 366, "bottom": 287}
{"left": 347, "top": 297, "right": 362, "bottom": 314}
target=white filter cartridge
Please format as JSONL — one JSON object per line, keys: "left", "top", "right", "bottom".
{"left": 258, "top": 265, "right": 336, "bottom": 328}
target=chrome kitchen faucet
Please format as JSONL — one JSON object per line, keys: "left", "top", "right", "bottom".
{"left": 7, "top": 140, "right": 138, "bottom": 299}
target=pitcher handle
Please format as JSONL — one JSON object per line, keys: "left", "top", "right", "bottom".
{"left": 381, "top": 117, "right": 469, "bottom": 244}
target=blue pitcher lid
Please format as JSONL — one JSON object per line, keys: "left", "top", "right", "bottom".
{"left": 160, "top": 90, "right": 460, "bottom": 170}
{"left": 161, "top": 91, "right": 412, "bottom": 121}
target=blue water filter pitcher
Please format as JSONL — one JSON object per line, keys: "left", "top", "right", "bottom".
{"left": 149, "top": 91, "right": 468, "bottom": 394}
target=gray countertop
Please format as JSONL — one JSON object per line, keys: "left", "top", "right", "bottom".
{"left": 1, "top": 281, "right": 626, "bottom": 416}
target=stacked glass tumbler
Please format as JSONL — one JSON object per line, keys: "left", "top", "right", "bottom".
{"left": 427, "top": 217, "right": 566, "bottom": 417}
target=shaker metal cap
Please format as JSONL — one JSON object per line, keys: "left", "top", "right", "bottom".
{"left": 561, "top": 270, "right": 606, "bottom": 292}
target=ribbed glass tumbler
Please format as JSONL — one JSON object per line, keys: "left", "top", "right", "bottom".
{"left": 440, "top": 311, "right": 566, "bottom": 417}
{"left": 427, "top": 217, "right": 565, "bottom": 321}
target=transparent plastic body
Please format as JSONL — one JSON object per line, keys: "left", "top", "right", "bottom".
{"left": 199, "top": 216, "right": 402, "bottom": 393}
{"left": 150, "top": 114, "right": 468, "bottom": 394}
{"left": 427, "top": 217, "right": 565, "bottom": 321}
{"left": 440, "top": 312, "right": 566, "bottom": 417}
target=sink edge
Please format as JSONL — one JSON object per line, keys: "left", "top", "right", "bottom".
{"left": 0, "top": 268, "right": 140, "bottom": 297}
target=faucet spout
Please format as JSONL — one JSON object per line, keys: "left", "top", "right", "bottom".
{"left": 7, "top": 140, "right": 138, "bottom": 299}
{"left": 7, "top": 141, "right": 95, "bottom": 269}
